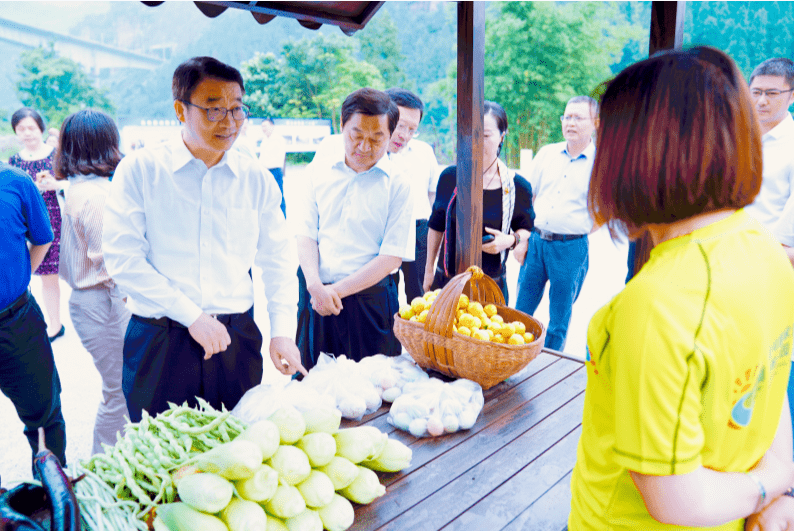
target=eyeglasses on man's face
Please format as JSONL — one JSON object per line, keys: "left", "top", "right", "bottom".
{"left": 394, "top": 122, "right": 419, "bottom": 138}
{"left": 181, "top": 100, "right": 249, "bottom": 122}
{"left": 750, "top": 88, "right": 794, "bottom": 99}
{"left": 560, "top": 115, "right": 589, "bottom": 123}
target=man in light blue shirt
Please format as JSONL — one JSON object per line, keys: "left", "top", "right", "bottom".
{"left": 295, "top": 88, "right": 414, "bottom": 369}
{"left": 515, "top": 96, "right": 597, "bottom": 352}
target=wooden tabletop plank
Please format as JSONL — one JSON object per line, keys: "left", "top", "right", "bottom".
{"left": 374, "top": 358, "right": 581, "bottom": 490}
{"left": 499, "top": 470, "right": 574, "bottom": 531}
{"left": 350, "top": 365, "right": 585, "bottom": 530}
{"left": 380, "top": 395, "right": 584, "bottom": 531}
{"left": 446, "top": 425, "right": 582, "bottom": 530}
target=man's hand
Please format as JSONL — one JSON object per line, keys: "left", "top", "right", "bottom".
{"left": 746, "top": 495, "right": 794, "bottom": 531}
{"left": 513, "top": 237, "right": 529, "bottom": 265}
{"left": 188, "top": 313, "right": 232, "bottom": 360}
{"left": 308, "top": 282, "right": 343, "bottom": 316}
{"left": 269, "top": 337, "right": 308, "bottom": 377}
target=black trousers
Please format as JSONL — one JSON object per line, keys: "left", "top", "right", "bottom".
{"left": 400, "top": 219, "right": 429, "bottom": 302}
{"left": 296, "top": 267, "right": 401, "bottom": 370}
{"left": 122, "top": 308, "right": 263, "bottom": 422}
{"left": 0, "top": 291, "right": 66, "bottom": 467}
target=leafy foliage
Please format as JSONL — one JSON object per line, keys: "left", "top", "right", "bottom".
{"left": 16, "top": 44, "right": 114, "bottom": 127}
{"left": 242, "top": 33, "right": 384, "bottom": 132}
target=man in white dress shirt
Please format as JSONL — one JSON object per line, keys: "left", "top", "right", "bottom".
{"left": 103, "top": 57, "right": 305, "bottom": 422}
{"left": 745, "top": 58, "right": 794, "bottom": 233}
{"left": 384, "top": 88, "right": 440, "bottom": 303}
{"left": 295, "top": 88, "right": 413, "bottom": 369}
{"left": 258, "top": 118, "right": 287, "bottom": 216}
{"left": 515, "top": 96, "right": 597, "bottom": 352}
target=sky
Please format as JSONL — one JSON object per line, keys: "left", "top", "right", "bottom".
{"left": 0, "top": 1, "right": 110, "bottom": 31}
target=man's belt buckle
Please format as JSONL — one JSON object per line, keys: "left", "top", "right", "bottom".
{"left": 537, "top": 228, "right": 555, "bottom": 241}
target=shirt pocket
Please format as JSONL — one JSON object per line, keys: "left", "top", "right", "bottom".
{"left": 226, "top": 207, "right": 260, "bottom": 263}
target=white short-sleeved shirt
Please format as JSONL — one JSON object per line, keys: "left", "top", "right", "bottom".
{"left": 293, "top": 148, "right": 414, "bottom": 284}
{"left": 389, "top": 139, "right": 440, "bottom": 221}
{"left": 528, "top": 140, "right": 594, "bottom": 235}
{"left": 746, "top": 113, "right": 794, "bottom": 232}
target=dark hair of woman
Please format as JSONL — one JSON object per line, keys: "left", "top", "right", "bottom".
{"left": 54, "top": 109, "right": 122, "bottom": 180}
{"left": 589, "top": 45, "right": 762, "bottom": 236}
{"left": 11, "top": 107, "right": 46, "bottom": 133}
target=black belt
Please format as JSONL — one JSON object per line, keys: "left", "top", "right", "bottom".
{"left": 0, "top": 291, "right": 30, "bottom": 322}
{"left": 533, "top": 227, "right": 587, "bottom": 242}
{"left": 134, "top": 308, "right": 252, "bottom": 329}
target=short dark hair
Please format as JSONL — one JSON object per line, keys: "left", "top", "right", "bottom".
{"left": 567, "top": 95, "right": 599, "bottom": 119}
{"left": 589, "top": 46, "right": 761, "bottom": 234}
{"left": 11, "top": 107, "right": 45, "bottom": 133}
{"left": 172, "top": 56, "right": 245, "bottom": 102}
{"left": 385, "top": 88, "right": 424, "bottom": 120}
{"left": 750, "top": 57, "right": 794, "bottom": 88}
{"left": 341, "top": 88, "right": 399, "bottom": 135}
{"left": 54, "top": 109, "right": 122, "bottom": 180}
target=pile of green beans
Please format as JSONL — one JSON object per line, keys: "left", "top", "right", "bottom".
{"left": 69, "top": 463, "right": 148, "bottom": 531}
{"left": 81, "top": 398, "right": 248, "bottom": 519}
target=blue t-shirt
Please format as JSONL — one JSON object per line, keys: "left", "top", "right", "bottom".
{"left": 0, "top": 163, "right": 53, "bottom": 308}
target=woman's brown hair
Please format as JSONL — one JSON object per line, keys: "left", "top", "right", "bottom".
{"left": 54, "top": 109, "right": 122, "bottom": 180}
{"left": 589, "top": 46, "right": 762, "bottom": 235}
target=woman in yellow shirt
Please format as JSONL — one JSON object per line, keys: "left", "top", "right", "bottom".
{"left": 569, "top": 47, "right": 794, "bottom": 530}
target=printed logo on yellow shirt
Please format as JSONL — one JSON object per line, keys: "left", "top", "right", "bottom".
{"left": 729, "top": 365, "right": 763, "bottom": 430}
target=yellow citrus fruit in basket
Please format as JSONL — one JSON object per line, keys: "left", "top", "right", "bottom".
{"left": 486, "top": 329, "right": 495, "bottom": 339}
{"left": 409, "top": 315, "right": 419, "bottom": 322}
{"left": 523, "top": 332, "right": 535, "bottom": 343}
{"left": 500, "top": 323, "right": 517, "bottom": 338}
{"left": 485, "top": 321, "right": 501, "bottom": 333}
{"left": 507, "top": 334, "right": 525, "bottom": 345}
{"left": 492, "top": 334, "right": 506, "bottom": 344}
{"left": 417, "top": 310, "right": 429, "bottom": 323}
{"left": 491, "top": 314, "right": 504, "bottom": 325}
{"left": 458, "top": 313, "right": 474, "bottom": 329}
{"left": 411, "top": 297, "right": 428, "bottom": 314}
{"left": 458, "top": 294, "right": 470, "bottom": 309}
{"left": 481, "top": 316, "right": 492, "bottom": 328}
{"left": 484, "top": 304, "right": 498, "bottom": 317}
{"left": 423, "top": 290, "right": 434, "bottom": 301}
{"left": 472, "top": 330, "right": 490, "bottom": 341}
{"left": 467, "top": 301, "right": 484, "bottom": 316}
{"left": 456, "top": 309, "right": 465, "bottom": 320}
{"left": 399, "top": 305, "right": 415, "bottom": 320}
{"left": 457, "top": 326, "right": 472, "bottom": 337}
{"left": 512, "top": 321, "right": 527, "bottom": 335}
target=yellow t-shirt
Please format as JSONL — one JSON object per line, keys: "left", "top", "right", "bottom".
{"left": 569, "top": 210, "right": 794, "bottom": 530}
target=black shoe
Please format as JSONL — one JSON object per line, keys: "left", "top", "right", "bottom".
{"left": 48, "top": 325, "right": 65, "bottom": 342}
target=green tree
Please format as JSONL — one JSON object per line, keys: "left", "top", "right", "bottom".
{"left": 242, "top": 33, "right": 384, "bottom": 132}
{"left": 485, "top": 2, "right": 641, "bottom": 164}
{"left": 355, "top": 11, "right": 407, "bottom": 88}
{"left": 16, "top": 44, "right": 115, "bottom": 127}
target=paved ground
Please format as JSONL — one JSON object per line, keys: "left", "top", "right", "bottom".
{"left": 0, "top": 164, "right": 628, "bottom": 484}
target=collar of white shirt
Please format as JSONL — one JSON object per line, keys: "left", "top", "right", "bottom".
{"left": 764, "top": 112, "right": 794, "bottom": 142}
{"left": 329, "top": 149, "right": 392, "bottom": 178}
{"left": 170, "top": 132, "right": 241, "bottom": 177}
{"left": 560, "top": 139, "right": 596, "bottom": 160}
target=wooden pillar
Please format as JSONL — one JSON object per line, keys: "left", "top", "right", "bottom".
{"left": 630, "top": 1, "right": 686, "bottom": 277}
{"left": 455, "top": 1, "right": 485, "bottom": 274}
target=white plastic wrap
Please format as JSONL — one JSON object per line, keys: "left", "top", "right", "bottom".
{"left": 231, "top": 379, "right": 338, "bottom": 425}
{"left": 387, "top": 378, "right": 484, "bottom": 437}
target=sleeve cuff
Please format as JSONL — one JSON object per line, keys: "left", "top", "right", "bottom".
{"left": 270, "top": 313, "right": 297, "bottom": 340}
{"left": 380, "top": 244, "right": 412, "bottom": 261}
{"left": 168, "top": 296, "right": 203, "bottom": 328}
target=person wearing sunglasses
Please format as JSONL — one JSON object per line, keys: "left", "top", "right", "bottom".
{"left": 103, "top": 56, "right": 306, "bottom": 423}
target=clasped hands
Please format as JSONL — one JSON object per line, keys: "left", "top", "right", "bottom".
{"left": 482, "top": 227, "right": 516, "bottom": 255}
{"left": 308, "top": 282, "right": 343, "bottom": 316}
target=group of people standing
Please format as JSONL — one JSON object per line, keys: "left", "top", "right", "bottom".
{"left": 5, "top": 48, "right": 794, "bottom": 530}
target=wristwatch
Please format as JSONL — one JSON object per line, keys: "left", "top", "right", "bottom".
{"left": 784, "top": 487, "right": 794, "bottom": 498}
{"left": 509, "top": 231, "right": 521, "bottom": 251}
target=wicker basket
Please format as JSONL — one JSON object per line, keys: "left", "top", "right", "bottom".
{"left": 393, "top": 266, "right": 545, "bottom": 389}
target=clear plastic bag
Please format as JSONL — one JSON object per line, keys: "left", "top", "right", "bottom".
{"left": 231, "top": 379, "right": 337, "bottom": 425}
{"left": 387, "top": 378, "right": 484, "bottom": 437}
{"left": 301, "top": 354, "right": 383, "bottom": 420}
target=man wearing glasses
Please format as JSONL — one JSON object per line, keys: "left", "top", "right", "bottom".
{"left": 745, "top": 58, "right": 794, "bottom": 233}
{"left": 103, "top": 56, "right": 306, "bottom": 422}
{"left": 515, "top": 96, "right": 598, "bottom": 352}
{"left": 385, "top": 88, "right": 440, "bottom": 303}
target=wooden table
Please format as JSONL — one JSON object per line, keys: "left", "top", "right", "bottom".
{"left": 343, "top": 353, "right": 586, "bottom": 531}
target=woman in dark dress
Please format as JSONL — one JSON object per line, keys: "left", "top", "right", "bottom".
{"left": 8, "top": 108, "right": 65, "bottom": 341}
{"left": 423, "top": 101, "right": 534, "bottom": 305}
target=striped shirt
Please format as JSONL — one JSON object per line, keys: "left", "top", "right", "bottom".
{"left": 59, "top": 174, "right": 115, "bottom": 290}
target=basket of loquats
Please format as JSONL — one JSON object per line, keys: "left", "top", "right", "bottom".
{"left": 393, "top": 266, "right": 545, "bottom": 389}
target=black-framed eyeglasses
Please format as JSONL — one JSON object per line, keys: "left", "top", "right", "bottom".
{"left": 750, "top": 88, "right": 794, "bottom": 99}
{"left": 180, "top": 100, "right": 249, "bottom": 121}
